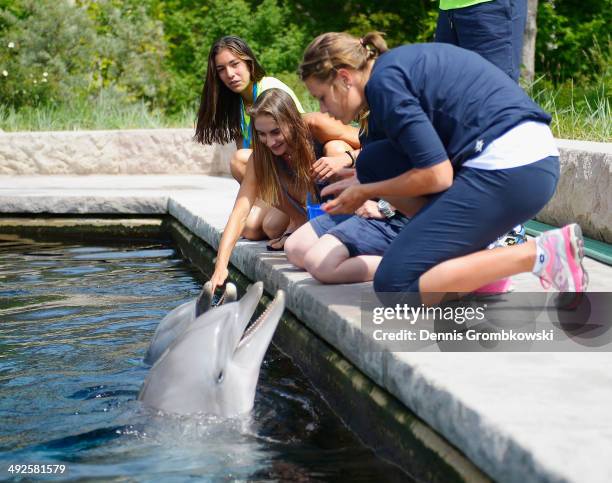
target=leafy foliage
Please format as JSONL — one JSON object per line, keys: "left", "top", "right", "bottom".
{"left": 0, "top": 0, "right": 609, "bottom": 138}
{"left": 0, "top": 0, "right": 167, "bottom": 109}
{"left": 536, "top": 0, "right": 611, "bottom": 82}
{"left": 82, "top": 0, "right": 168, "bottom": 104}
{"left": 0, "top": 0, "right": 96, "bottom": 108}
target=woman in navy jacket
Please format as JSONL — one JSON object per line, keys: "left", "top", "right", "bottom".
{"left": 297, "top": 32, "right": 587, "bottom": 303}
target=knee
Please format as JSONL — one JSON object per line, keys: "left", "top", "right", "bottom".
{"left": 241, "top": 226, "right": 264, "bottom": 241}
{"left": 286, "top": 234, "right": 314, "bottom": 270}
{"left": 373, "top": 264, "right": 419, "bottom": 294}
{"left": 262, "top": 213, "right": 288, "bottom": 240}
{"left": 303, "top": 251, "right": 334, "bottom": 284}
{"left": 230, "top": 151, "right": 249, "bottom": 182}
{"left": 284, "top": 235, "right": 304, "bottom": 267}
{"left": 323, "top": 140, "right": 350, "bottom": 157}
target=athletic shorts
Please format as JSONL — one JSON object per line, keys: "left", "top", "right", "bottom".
{"left": 310, "top": 213, "right": 411, "bottom": 257}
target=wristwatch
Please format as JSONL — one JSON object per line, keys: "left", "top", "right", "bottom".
{"left": 377, "top": 199, "right": 396, "bottom": 219}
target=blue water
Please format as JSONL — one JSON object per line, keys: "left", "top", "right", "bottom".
{"left": 0, "top": 235, "right": 409, "bottom": 481}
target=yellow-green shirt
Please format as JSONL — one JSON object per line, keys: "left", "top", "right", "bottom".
{"left": 439, "top": 0, "right": 492, "bottom": 10}
{"left": 241, "top": 76, "right": 304, "bottom": 148}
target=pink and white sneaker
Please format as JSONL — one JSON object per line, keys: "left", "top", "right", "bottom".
{"left": 535, "top": 224, "right": 588, "bottom": 292}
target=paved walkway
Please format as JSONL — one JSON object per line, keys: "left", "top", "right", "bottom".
{"left": 1, "top": 174, "right": 611, "bottom": 483}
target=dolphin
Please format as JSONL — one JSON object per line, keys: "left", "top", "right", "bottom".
{"left": 138, "top": 282, "right": 285, "bottom": 417}
{"left": 144, "top": 282, "right": 237, "bottom": 365}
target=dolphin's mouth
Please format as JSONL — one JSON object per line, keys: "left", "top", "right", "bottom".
{"left": 237, "top": 291, "right": 284, "bottom": 349}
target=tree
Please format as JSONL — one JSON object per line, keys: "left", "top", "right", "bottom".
{"left": 522, "top": 0, "right": 538, "bottom": 83}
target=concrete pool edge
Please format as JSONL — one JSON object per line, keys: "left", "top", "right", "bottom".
{"left": 0, "top": 216, "right": 169, "bottom": 241}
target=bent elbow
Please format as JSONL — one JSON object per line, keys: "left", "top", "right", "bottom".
{"left": 431, "top": 160, "right": 453, "bottom": 192}
{"left": 437, "top": 172, "right": 453, "bottom": 191}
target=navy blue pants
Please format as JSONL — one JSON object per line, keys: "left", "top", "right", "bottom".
{"left": 356, "top": 140, "right": 559, "bottom": 293}
{"left": 435, "top": 0, "right": 527, "bottom": 81}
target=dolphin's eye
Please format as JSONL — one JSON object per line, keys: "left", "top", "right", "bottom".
{"left": 217, "top": 371, "right": 224, "bottom": 383}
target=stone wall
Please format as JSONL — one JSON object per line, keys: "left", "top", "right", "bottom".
{"left": 1, "top": 128, "right": 610, "bottom": 242}
{"left": 0, "top": 128, "right": 234, "bottom": 176}
{"left": 536, "top": 140, "right": 612, "bottom": 243}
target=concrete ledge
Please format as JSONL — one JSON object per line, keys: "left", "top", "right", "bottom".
{"left": 537, "top": 139, "right": 612, "bottom": 243}
{"left": 1, "top": 174, "right": 611, "bottom": 483}
{"left": 167, "top": 184, "right": 612, "bottom": 483}
{"left": 0, "top": 217, "right": 168, "bottom": 241}
{"left": 1, "top": 129, "right": 611, "bottom": 240}
{"left": 0, "top": 128, "right": 233, "bottom": 176}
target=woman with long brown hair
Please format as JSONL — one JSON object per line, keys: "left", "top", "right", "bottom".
{"left": 195, "top": 35, "right": 359, "bottom": 248}
{"left": 209, "top": 88, "right": 321, "bottom": 291}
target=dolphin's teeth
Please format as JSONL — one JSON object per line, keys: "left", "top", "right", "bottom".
{"left": 238, "top": 295, "right": 279, "bottom": 346}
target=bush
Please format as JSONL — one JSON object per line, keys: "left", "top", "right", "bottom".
{"left": 82, "top": 0, "right": 168, "bottom": 105}
{"left": 536, "top": 0, "right": 611, "bottom": 82}
{"left": 0, "top": 0, "right": 168, "bottom": 109}
{"left": 0, "top": 0, "right": 96, "bottom": 108}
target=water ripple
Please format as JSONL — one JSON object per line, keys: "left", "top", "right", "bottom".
{"left": 0, "top": 236, "right": 409, "bottom": 481}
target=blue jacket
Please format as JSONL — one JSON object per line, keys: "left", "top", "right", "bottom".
{"left": 363, "top": 43, "right": 551, "bottom": 168}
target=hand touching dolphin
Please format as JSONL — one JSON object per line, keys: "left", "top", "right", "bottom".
{"left": 139, "top": 282, "right": 285, "bottom": 417}
{"left": 144, "top": 282, "right": 237, "bottom": 365}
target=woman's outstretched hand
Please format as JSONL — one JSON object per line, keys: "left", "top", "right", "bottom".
{"left": 209, "top": 266, "right": 229, "bottom": 294}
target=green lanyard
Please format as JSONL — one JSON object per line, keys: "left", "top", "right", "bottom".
{"left": 240, "top": 82, "right": 258, "bottom": 149}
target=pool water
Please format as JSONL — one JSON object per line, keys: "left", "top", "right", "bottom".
{"left": 0, "top": 235, "right": 409, "bottom": 481}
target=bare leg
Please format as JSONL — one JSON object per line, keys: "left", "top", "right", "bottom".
{"left": 419, "top": 240, "right": 536, "bottom": 304}
{"left": 303, "top": 112, "right": 360, "bottom": 149}
{"left": 230, "top": 149, "right": 251, "bottom": 183}
{"left": 242, "top": 200, "right": 272, "bottom": 240}
{"left": 285, "top": 223, "right": 321, "bottom": 268}
{"left": 266, "top": 211, "right": 306, "bottom": 250}
{"left": 230, "top": 149, "right": 276, "bottom": 240}
{"left": 262, "top": 208, "right": 290, "bottom": 240}
{"left": 264, "top": 182, "right": 309, "bottom": 249}
{"left": 303, "top": 235, "right": 381, "bottom": 284}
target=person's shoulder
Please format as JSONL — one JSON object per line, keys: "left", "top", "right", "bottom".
{"left": 259, "top": 77, "right": 304, "bottom": 112}
{"left": 372, "top": 43, "right": 474, "bottom": 80}
{"left": 260, "top": 76, "right": 291, "bottom": 91}
{"left": 378, "top": 43, "right": 467, "bottom": 63}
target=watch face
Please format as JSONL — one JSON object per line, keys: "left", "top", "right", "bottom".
{"left": 376, "top": 202, "right": 390, "bottom": 218}
{"left": 377, "top": 200, "right": 395, "bottom": 218}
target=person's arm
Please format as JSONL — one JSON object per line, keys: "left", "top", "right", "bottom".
{"left": 311, "top": 149, "right": 361, "bottom": 182}
{"left": 367, "top": 65, "right": 449, "bottom": 169}
{"left": 321, "top": 160, "right": 453, "bottom": 215}
{"left": 210, "top": 156, "right": 258, "bottom": 291}
{"left": 303, "top": 111, "right": 360, "bottom": 149}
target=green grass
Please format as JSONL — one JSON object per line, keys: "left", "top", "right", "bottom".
{"left": 526, "top": 77, "right": 611, "bottom": 142}
{"left": 0, "top": 90, "right": 196, "bottom": 131}
{"left": 1, "top": 74, "right": 610, "bottom": 143}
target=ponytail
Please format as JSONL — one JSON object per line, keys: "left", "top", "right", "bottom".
{"left": 299, "top": 31, "right": 388, "bottom": 82}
